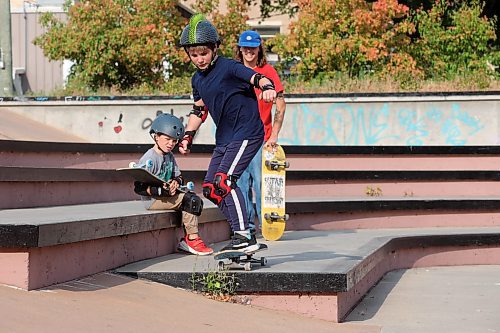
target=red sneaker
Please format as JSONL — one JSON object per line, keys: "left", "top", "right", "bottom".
{"left": 178, "top": 236, "right": 213, "bottom": 256}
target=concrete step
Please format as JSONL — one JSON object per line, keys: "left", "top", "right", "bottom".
{"left": 114, "top": 227, "right": 500, "bottom": 322}
{"left": 4, "top": 166, "right": 500, "bottom": 208}
{"left": 0, "top": 200, "right": 228, "bottom": 290}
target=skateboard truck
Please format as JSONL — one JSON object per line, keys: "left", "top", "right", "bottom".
{"left": 265, "top": 160, "right": 290, "bottom": 171}
{"left": 264, "top": 212, "right": 289, "bottom": 222}
{"left": 217, "top": 254, "right": 267, "bottom": 271}
{"left": 215, "top": 244, "right": 268, "bottom": 271}
{"left": 129, "top": 159, "right": 153, "bottom": 170}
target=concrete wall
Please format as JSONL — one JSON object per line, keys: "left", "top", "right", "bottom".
{"left": 1, "top": 94, "right": 499, "bottom": 145}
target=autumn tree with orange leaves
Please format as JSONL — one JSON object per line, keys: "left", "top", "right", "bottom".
{"left": 269, "top": 0, "right": 418, "bottom": 80}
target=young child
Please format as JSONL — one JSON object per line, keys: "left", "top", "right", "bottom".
{"left": 134, "top": 113, "right": 213, "bottom": 255}
{"left": 177, "top": 14, "right": 277, "bottom": 253}
{"left": 234, "top": 30, "right": 287, "bottom": 232}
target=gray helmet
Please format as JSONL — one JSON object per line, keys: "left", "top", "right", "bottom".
{"left": 179, "top": 13, "right": 219, "bottom": 47}
{"left": 149, "top": 113, "right": 185, "bottom": 140}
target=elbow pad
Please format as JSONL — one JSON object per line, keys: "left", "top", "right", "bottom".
{"left": 189, "top": 105, "right": 208, "bottom": 123}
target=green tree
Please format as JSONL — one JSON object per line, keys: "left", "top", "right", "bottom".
{"left": 34, "top": 0, "right": 188, "bottom": 91}
{"left": 408, "top": 0, "right": 498, "bottom": 79}
{"left": 269, "top": 0, "right": 415, "bottom": 79}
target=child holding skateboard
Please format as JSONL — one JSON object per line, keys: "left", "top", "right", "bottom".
{"left": 134, "top": 113, "right": 213, "bottom": 256}
{"left": 177, "top": 14, "right": 277, "bottom": 253}
{"left": 234, "top": 30, "right": 287, "bottom": 232}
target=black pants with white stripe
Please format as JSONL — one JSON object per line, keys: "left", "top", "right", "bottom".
{"left": 204, "top": 138, "right": 263, "bottom": 232}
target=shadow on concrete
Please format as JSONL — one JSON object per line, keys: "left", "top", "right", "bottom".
{"left": 345, "top": 269, "right": 406, "bottom": 321}
{"left": 42, "top": 272, "right": 133, "bottom": 292}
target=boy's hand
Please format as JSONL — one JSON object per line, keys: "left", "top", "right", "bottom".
{"left": 259, "top": 89, "right": 277, "bottom": 103}
{"left": 178, "top": 140, "right": 190, "bottom": 155}
{"left": 166, "top": 180, "right": 179, "bottom": 196}
{"left": 179, "top": 130, "right": 196, "bottom": 155}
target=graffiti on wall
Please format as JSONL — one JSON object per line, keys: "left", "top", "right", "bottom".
{"left": 279, "top": 102, "right": 485, "bottom": 146}
{"left": 98, "top": 112, "right": 124, "bottom": 134}
{"left": 23, "top": 98, "right": 489, "bottom": 145}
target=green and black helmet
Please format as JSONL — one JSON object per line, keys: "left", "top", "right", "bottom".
{"left": 179, "top": 13, "right": 220, "bottom": 47}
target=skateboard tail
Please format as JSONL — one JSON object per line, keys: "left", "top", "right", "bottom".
{"left": 262, "top": 224, "right": 285, "bottom": 241}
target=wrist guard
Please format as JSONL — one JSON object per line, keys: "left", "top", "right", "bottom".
{"left": 253, "top": 73, "right": 275, "bottom": 91}
{"left": 189, "top": 105, "right": 209, "bottom": 123}
{"left": 150, "top": 185, "right": 170, "bottom": 197}
{"left": 173, "top": 175, "right": 184, "bottom": 186}
{"left": 181, "top": 130, "right": 196, "bottom": 149}
{"left": 261, "top": 83, "right": 275, "bottom": 91}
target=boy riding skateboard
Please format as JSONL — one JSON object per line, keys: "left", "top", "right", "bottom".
{"left": 133, "top": 113, "right": 213, "bottom": 255}
{"left": 177, "top": 14, "right": 277, "bottom": 254}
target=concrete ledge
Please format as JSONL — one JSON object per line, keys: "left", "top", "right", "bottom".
{"left": 0, "top": 167, "right": 207, "bottom": 209}
{"left": 5, "top": 166, "right": 500, "bottom": 209}
{"left": 286, "top": 197, "right": 500, "bottom": 230}
{"left": 115, "top": 228, "right": 500, "bottom": 322}
{"left": 0, "top": 200, "right": 228, "bottom": 290}
{"left": 287, "top": 196, "right": 500, "bottom": 213}
{"left": 287, "top": 170, "right": 500, "bottom": 180}
{"left": 0, "top": 201, "right": 180, "bottom": 247}
{"left": 249, "top": 238, "right": 500, "bottom": 323}
{"left": 5, "top": 140, "right": 500, "bottom": 155}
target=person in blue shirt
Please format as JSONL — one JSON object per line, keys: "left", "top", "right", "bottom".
{"left": 178, "top": 14, "right": 277, "bottom": 253}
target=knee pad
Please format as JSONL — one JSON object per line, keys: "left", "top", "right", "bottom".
{"left": 214, "top": 172, "right": 237, "bottom": 196}
{"left": 181, "top": 192, "right": 204, "bottom": 216}
{"left": 203, "top": 183, "right": 222, "bottom": 205}
{"left": 203, "top": 172, "right": 237, "bottom": 205}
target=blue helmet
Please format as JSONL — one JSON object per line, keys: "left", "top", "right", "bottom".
{"left": 149, "top": 113, "right": 185, "bottom": 140}
{"left": 238, "top": 30, "right": 261, "bottom": 47}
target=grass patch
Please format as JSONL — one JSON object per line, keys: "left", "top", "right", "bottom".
{"left": 190, "top": 270, "right": 240, "bottom": 301}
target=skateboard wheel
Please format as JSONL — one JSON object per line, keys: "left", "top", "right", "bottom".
{"left": 244, "top": 262, "right": 251, "bottom": 271}
{"left": 217, "top": 261, "right": 225, "bottom": 271}
{"left": 264, "top": 213, "right": 271, "bottom": 220}
{"left": 285, "top": 161, "right": 290, "bottom": 168}
{"left": 185, "top": 181, "right": 195, "bottom": 191}
{"left": 265, "top": 160, "right": 271, "bottom": 167}
{"left": 284, "top": 214, "right": 289, "bottom": 221}
{"left": 129, "top": 162, "right": 137, "bottom": 168}
{"left": 260, "top": 257, "right": 267, "bottom": 266}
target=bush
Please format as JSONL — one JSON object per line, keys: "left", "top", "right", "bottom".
{"left": 408, "top": 0, "right": 498, "bottom": 80}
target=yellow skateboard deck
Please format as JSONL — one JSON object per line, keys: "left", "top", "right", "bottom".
{"left": 261, "top": 144, "right": 289, "bottom": 241}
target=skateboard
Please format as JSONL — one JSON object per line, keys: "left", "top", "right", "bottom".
{"left": 117, "top": 160, "right": 195, "bottom": 191}
{"left": 261, "top": 144, "right": 289, "bottom": 241}
{"left": 214, "top": 243, "right": 268, "bottom": 271}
